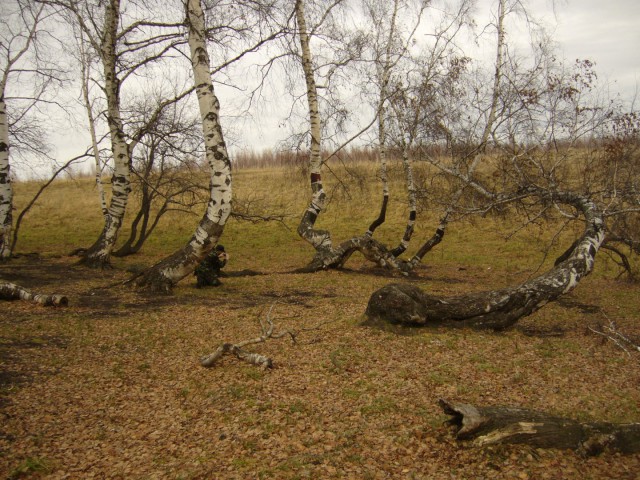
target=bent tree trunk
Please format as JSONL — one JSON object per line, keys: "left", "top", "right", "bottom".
{"left": 79, "top": 0, "right": 131, "bottom": 268}
{"left": 0, "top": 282, "right": 68, "bottom": 306}
{"left": 294, "top": 0, "right": 441, "bottom": 274}
{"left": 295, "top": 0, "right": 337, "bottom": 266}
{"left": 134, "top": 0, "right": 231, "bottom": 292}
{"left": 366, "top": 0, "right": 399, "bottom": 238}
{"left": 439, "top": 399, "right": 640, "bottom": 456}
{"left": 366, "top": 191, "right": 605, "bottom": 329}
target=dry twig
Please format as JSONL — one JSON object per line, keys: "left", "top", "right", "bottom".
{"left": 588, "top": 314, "right": 640, "bottom": 357}
{"left": 200, "top": 304, "right": 296, "bottom": 369}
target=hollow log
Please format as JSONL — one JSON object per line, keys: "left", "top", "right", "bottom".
{"left": 439, "top": 399, "right": 640, "bottom": 456}
{"left": 0, "top": 282, "right": 68, "bottom": 306}
{"left": 365, "top": 192, "right": 604, "bottom": 329}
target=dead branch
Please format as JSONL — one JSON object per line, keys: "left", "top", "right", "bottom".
{"left": 439, "top": 399, "right": 640, "bottom": 456}
{"left": 0, "top": 282, "right": 68, "bottom": 306}
{"left": 588, "top": 315, "right": 640, "bottom": 356}
{"left": 200, "top": 304, "right": 296, "bottom": 369}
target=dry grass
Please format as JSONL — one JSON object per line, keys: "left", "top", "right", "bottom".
{"left": 1, "top": 161, "right": 639, "bottom": 479}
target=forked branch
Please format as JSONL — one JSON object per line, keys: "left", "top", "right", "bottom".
{"left": 200, "top": 304, "right": 296, "bottom": 369}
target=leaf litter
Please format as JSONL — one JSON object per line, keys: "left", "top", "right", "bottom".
{"left": 0, "top": 256, "right": 639, "bottom": 479}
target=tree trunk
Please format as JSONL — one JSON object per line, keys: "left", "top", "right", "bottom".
{"left": 366, "top": 0, "right": 398, "bottom": 237}
{"left": 79, "top": 0, "right": 131, "bottom": 268}
{"left": 390, "top": 146, "right": 416, "bottom": 257}
{"left": 295, "top": 0, "right": 335, "bottom": 260}
{"left": 79, "top": 29, "right": 108, "bottom": 219}
{"left": 0, "top": 95, "right": 12, "bottom": 259}
{"left": 439, "top": 399, "right": 640, "bottom": 456}
{"left": 133, "top": 0, "right": 232, "bottom": 292}
{"left": 366, "top": 191, "right": 605, "bottom": 329}
{"left": 0, "top": 282, "right": 68, "bottom": 306}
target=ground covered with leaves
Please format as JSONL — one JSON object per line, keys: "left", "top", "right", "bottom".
{"left": 1, "top": 252, "right": 639, "bottom": 479}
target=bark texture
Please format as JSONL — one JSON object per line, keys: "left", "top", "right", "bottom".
{"left": 0, "top": 282, "right": 68, "bottom": 306}
{"left": 366, "top": 0, "right": 398, "bottom": 237}
{"left": 79, "top": 0, "right": 131, "bottom": 268}
{"left": 133, "top": 0, "right": 232, "bottom": 292}
{"left": 295, "top": 0, "right": 333, "bottom": 257}
{"left": 200, "top": 305, "right": 295, "bottom": 368}
{"left": 439, "top": 399, "right": 640, "bottom": 456}
{"left": 366, "top": 192, "right": 605, "bottom": 329}
{"left": 0, "top": 4, "right": 44, "bottom": 259}
{"left": 0, "top": 96, "right": 12, "bottom": 259}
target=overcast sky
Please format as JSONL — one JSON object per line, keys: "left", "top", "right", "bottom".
{"left": 13, "top": 0, "right": 640, "bottom": 178}
{"left": 535, "top": 0, "right": 639, "bottom": 102}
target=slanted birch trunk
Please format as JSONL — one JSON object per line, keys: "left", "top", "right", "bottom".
{"left": 79, "top": 0, "right": 131, "bottom": 268}
{"left": 133, "top": 0, "right": 232, "bottom": 292}
{"left": 0, "top": 95, "right": 12, "bottom": 259}
{"left": 404, "top": 0, "right": 506, "bottom": 267}
{"left": 294, "top": 0, "right": 407, "bottom": 273}
{"left": 366, "top": 191, "right": 605, "bottom": 329}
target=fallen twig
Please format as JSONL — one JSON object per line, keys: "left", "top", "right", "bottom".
{"left": 200, "top": 304, "right": 296, "bottom": 369}
{"left": 588, "top": 314, "right": 640, "bottom": 357}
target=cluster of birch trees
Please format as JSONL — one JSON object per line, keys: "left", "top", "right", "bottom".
{"left": 1, "top": 0, "right": 638, "bottom": 297}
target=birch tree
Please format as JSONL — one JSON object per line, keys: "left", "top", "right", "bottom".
{"left": 0, "top": 0, "right": 56, "bottom": 259}
{"left": 133, "top": 0, "right": 233, "bottom": 291}
{"left": 294, "top": 0, "right": 472, "bottom": 272}
{"left": 366, "top": 2, "right": 640, "bottom": 326}
{"left": 55, "top": 0, "right": 186, "bottom": 268}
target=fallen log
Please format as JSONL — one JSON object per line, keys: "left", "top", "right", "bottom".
{"left": 0, "top": 282, "right": 68, "bottom": 306}
{"left": 365, "top": 191, "right": 605, "bottom": 329}
{"left": 439, "top": 399, "right": 640, "bottom": 456}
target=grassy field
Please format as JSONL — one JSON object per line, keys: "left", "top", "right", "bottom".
{"left": 1, "top": 161, "right": 639, "bottom": 479}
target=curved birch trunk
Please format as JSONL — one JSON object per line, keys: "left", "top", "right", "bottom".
{"left": 133, "top": 0, "right": 232, "bottom": 292}
{"left": 0, "top": 95, "right": 12, "bottom": 259}
{"left": 366, "top": 101, "right": 389, "bottom": 236}
{"left": 366, "top": 0, "right": 399, "bottom": 237}
{"left": 0, "top": 282, "right": 68, "bottom": 306}
{"left": 366, "top": 191, "right": 605, "bottom": 329}
{"left": 439, "top": 399, "right": 640, "bottom": 456}
{"left": 295, "top": 0, "right": 336, "bottom": 264}
{"left": 79, "top": 0, "right": 131, "bottom": 268}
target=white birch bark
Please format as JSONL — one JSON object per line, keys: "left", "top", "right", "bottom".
{"left": 0, "top": 282, "right": 68, "bottom": 306}
{"left": 295, "top": 0, "right": 333, "bottom": 254}
{"left": 134, "top": 0, "right": 232, "bottom": 291}
{"left": 0, "top": 3, "right": 45, "bottom": 259}
{"left": 390, "top": 145, "right": 417, "bottom": 256}
{"left": 0, "top": 95, "right": 12, "bottom": 259}
{"left": 78, "top": 29, "right": 107, "bottom": 218}
{"left": 80, "top": 0, "right": 131, "bottom": 267}
{"left": 367, "top": 191, "right": 605, "bottom": 329}
{"left": 366, "top": 0, "right": 398, "bottom": 236}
